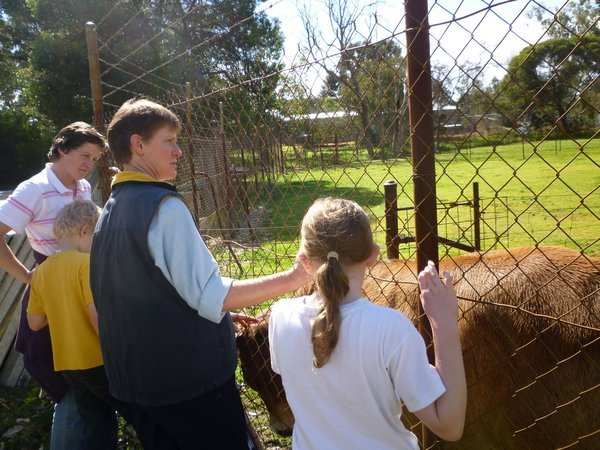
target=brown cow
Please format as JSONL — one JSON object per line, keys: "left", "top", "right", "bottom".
{"left": 237, "top": 246, "right": 600, "bottom": 449}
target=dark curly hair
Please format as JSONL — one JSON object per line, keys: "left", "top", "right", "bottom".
{"left": 47, "top": 122, "right": 106, "bottom": 162}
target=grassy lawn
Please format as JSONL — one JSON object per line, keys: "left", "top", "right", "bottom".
{"left": 0, "top": 383, "right": 52, "bottom": 450}
{"left": 215, "top": 136, "right": 599, "bottom": 280}
{"left": 0, "top": 382, "right": 141, "bottom": 449}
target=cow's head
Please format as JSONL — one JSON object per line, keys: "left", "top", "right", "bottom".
{"left": 237, "top": 310, "right": 294, "bottom": 436}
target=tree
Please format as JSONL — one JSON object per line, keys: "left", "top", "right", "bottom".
{"left": 336, "top": 39, "right": 406, "bottom": 158}
{"left": 1, "top": 0, "right": 284, "bottom": 127}
{"left": 0, "top": 0, "right": 286, "bottom": 181}
{"left": 0, "top": 1, "right": 55, "bottom": 185}
{"left": 530, "top": 0, "right": 599, "bottom": 38}
{"left": 496, "top": 34, "right": 600, "bottom": 133}
{"left": 0, "top": 0, "right": 39, "bottom": 105}
{"left": 299, "top": 0, "right": 409, "bottom": 159}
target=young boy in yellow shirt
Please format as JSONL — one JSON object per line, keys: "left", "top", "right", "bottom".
{"left": 27, "top": 199, "right": 138, "bottom": 449}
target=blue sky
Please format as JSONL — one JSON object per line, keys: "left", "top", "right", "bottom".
{"left": 261, "top": 0, "right": 570, "bottom": 89}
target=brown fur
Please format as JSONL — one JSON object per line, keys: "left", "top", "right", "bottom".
{"left": 237, "top": 246, "right": 600, "bottom": 448}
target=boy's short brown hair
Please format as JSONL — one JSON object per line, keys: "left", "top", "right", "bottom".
{"left": 53, "top": 199, "right": 102, "bottom": 239}
{"left": 47, "top": 122, "right": 106, "bottom": 162}
{"left": 107, "top": 98, "right": 181, "bottom": 165}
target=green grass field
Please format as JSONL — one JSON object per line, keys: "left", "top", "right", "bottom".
{"left": 214, "top": 137, "right": 599, "bottom": 280}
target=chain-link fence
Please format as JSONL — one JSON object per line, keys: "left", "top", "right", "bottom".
{"left": 86, "top": 0, "right": 599, "bottom": 448}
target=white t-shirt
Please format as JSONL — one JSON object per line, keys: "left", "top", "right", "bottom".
{"left": 269, "top": 295, "right": 446, "bottom": 450}
{"left": 0, "top": 164, "right": 92, "bottom": 255}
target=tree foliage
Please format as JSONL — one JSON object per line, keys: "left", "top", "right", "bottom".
{"left": 531, "top": 0, "right": 599, "bottom": 38}
{"left": 298, "top": 0, "right": 407, "bottom": 158}
{"left": 337, "top": 39, "right": 405, "bottom": 155}
{"left": 0, "top": 0, "right": 284, "bottom": 180}
{"left": 496, "top": 34, "right": 600, "bottom": 133}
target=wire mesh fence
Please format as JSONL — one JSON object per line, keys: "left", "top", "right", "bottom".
{"left": 86, "top": 0, "right": 599, "bottom": 448}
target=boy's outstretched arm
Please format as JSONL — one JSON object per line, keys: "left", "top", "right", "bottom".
{"left": 414, "top": 261, "right": 467, "bottom": 442}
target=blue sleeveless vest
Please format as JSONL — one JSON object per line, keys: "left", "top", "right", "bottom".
{"left": 90, "top": 181, "right": 236, "bottom": 406}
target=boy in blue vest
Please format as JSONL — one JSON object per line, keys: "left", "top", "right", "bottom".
{"left": 90, "top": 98, "right": 311, "bottom": 450}
{"left": 27, "top": 199, "right": 138, "bottom": 449}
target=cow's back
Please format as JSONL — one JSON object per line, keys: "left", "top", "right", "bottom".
{"left": 238, "top": 246, "right": 600, "bottom": 449}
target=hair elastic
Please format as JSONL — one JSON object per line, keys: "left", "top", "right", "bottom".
{"left": 327, "top": 251, "right": 339, "bottom": 260}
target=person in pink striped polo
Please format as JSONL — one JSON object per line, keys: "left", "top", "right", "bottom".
{"left": 0, "top": 122, "right": 106, "bottom": 449}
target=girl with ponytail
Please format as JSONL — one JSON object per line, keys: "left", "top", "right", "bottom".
{"left": 269, "top": 197, "right": 466, "bottom": 450}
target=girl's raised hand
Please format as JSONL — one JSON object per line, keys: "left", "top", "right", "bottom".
{"left": 417, "top": 261, "right": 459, "bottom": 328}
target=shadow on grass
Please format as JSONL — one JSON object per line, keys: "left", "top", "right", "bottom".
{"left": 255, "top": 178, "right": 385, "bottom": 242}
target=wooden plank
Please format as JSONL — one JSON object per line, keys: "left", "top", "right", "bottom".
{"left": 0, "top": 241, "right": 33, "bottom": 327}
{"left": 0, "top": 347, "right": 26, "bottom": 388}
{"left": 0, "top": 276, "right": 24, "bottom": 331}
{"left": 0, "top": 235, "right": 32, "bottom": 382}
{"left": 0, "top": 300, "right": 21, "bottom": 370}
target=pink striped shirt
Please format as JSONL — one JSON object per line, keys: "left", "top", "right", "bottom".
{"left": 0, "top": 164, "right": 92, "bottom": 256}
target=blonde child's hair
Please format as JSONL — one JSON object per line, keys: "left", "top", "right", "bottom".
{"left": 53, "top": 199, "right": 101, "bottom": 239}
{"left": 301, "top": 197, "right": 375, "bottom": 368}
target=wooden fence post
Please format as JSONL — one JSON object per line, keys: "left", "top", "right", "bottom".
{"left": 85, "top": 22, "right": 111, "bottom": 204}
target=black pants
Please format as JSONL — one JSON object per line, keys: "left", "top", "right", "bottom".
{"left": 63, "top": 366, "right": 139, "bottom": 450}
{"left": 133, "top": 377, "right": 250, "bottom": 450}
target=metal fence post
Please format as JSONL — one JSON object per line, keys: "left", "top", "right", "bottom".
{"left": 473, "top": 182, "right": 481, "bottom": 251}
{"left": 404, "top": 0, "right": 439, "bottom": 447}
{"left": 220, "top": 101, "right": 233, "bottom": 238}
{"left": 384, "top": 180, "right": 400, "bottom": 259}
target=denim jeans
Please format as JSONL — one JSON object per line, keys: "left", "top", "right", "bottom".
{"left": 50, "top": 388, "right": 84, "bottom": 450}
{"left": 63, "top": 366, "right": 137, "bottom": 450}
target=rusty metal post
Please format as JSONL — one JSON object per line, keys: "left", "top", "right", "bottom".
{"left": 384, "top": 181, "right": 400, "bottom": 259}
{"left": 404, "top": 1, "right": 439, "bottom": 448}
{"left": 185, "top": 83, "right": 200, "bottom": 227}
{"left": 85, "top": 22, "right": 111, "bottom": 204}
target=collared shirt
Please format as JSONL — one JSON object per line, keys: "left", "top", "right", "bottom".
{"left": 0, "top": 164, "right": 92, "bottom": 255}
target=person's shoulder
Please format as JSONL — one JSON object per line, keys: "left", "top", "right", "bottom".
{"left": 76, "top": 177, "right": 92, "bottom": 191}
{"left": 359, "top": 299, "right": 414, "bottom": 327}
{"left": 159, "top": 194, "right": 187, "bottom": 211}
{"left": 153, "top": 195, "right": 191, "bottom": 227}
{"left": 52, "top": 250, "right": 90, "bottom": 267}
{"left": 272, "top": 296, "right": 309, "bottom": 316}
{"left": 11, "top": 169, "right": 49, "bottom": 196}
{"left": 71, "top": 250, "right": 91, "bottom": 266}
{"left": 30, "top": 252, "right": 57, "bottom": 285}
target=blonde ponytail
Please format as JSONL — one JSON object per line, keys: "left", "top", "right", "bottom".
{"left": 301, "top": 198, "right": 375, "bottom": 368}
{"left": 311, "top": 256, "right": 348, "bottom": 367}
